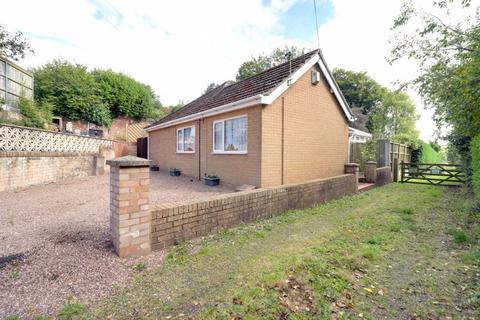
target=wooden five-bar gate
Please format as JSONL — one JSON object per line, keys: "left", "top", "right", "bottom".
{"left": 400, "top": 162, "right": 465, "bottom": 187}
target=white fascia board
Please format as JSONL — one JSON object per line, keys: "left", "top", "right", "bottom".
{"left": 262, "top": 52, "right": 354, "bottom": 122}
{"left": 146, "top": 51, "right": 355, "bottom": 132}
{"left": 261, "top": 53, "right": 320, "bottom": 105}
{"left": 145, "top": 94, "right": 263, "bottom": 132}
{"left": 348, "top": 127, "right": 372, "bottom": 138}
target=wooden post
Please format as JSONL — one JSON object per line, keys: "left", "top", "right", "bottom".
{"left": 400, "top": 160, "right": 404, "bottom": 183}
{"left": 393, "top": 158, "right": 399, "bottom": 182}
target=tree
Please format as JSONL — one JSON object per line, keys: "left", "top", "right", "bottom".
{"left": 203, "top": 82, "right": 220, "bottom": 94}
{"left": 333, "top": 68, "right": 418, "bottom": 143}
{"left": 92, "top": 69, "right": 159, "bottom": 120}
{"left": 332, "top": 68, "right": 385, "bottom": 115}
{"left": 33, "top": 60, "right": 110, "bottom": 126}
{"left": 369, "top": 90, "right": 419, "bottom": 145}
{"left": 0, "top": 24, "right": 33, "bottom": 61}
{"left": 34, "top": 61, "right": 167, "bottom": 126}
{"left": 236, "top": 46, "right": 306, "bottom": 81}
{"left": 390, "top": 0, "right": 479, "bottom": 182}
{"left": 168, "top": 101, "right": 185, "bottom": 113}
{"left": 390, "top": 0, "right": 479, "bottom": 148}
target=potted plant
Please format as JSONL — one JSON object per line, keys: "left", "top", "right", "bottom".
{"left": 169, "top": 168, "right": 181, "bottom": 176}
{"left": 204, "top": 174, "right": 220, "bottom": 186}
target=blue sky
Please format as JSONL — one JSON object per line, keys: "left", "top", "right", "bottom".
{"left": 275, "top": 0, "right": 334, "bottom": 40}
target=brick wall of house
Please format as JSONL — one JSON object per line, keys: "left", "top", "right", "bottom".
{"left": 150, "top": 173, "right": 356, "bottom": 250}
{"left": 148, "top": 65, "right": 349, "bottom": 188}
{"left": 261, "top": 65, "right": 349, "bottom": 187}
{"left": 202, "top": 106, "right": 262, "bottom": 187}
{"left": 0, "top": 152, "right": 97, "bottom": 192}
{"left": 148, "top": 106, "right": 263, "bottom": 187}
{"left": 148, "top": 120, "right": 200, "bottom": 178}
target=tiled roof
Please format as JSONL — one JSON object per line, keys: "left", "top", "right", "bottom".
{"left": 148, "top": 49, "right": 320, "bottom": 128}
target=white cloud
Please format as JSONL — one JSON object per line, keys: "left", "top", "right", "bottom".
{"left": 2, "top": 0, "right": 473, "bottom": 141}
{"left": 1, "top": 0, "right": 308, "bottom": 103}
{"left": 316, "top": 0, "right": 477, "bottom": 142}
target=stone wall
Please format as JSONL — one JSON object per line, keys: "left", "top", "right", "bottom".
{"left": 0, "top": 152, "right": 103, "bottom": 192}
{"left": 376, "top": 166, "right": 393, "bottom": 186}
{"left": 150, "top": 174, "right": 356, "bottom": 250}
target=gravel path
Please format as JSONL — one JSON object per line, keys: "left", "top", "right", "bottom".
{"left": 0, "top": 172, "right": 233, "bottom": 318}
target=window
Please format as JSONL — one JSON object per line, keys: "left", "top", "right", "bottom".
{"left": 213, "top": 115, "right": 248, "bottom": 153}
{"left": 176, "top": 126, "right": 195, "bottom": 153}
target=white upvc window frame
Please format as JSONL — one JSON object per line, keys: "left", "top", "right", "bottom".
{"left": 176, "top": 126, "right": 195, "bottom": 153}
{"left": 212, "top": 114, "right": 248, "bottom": 154}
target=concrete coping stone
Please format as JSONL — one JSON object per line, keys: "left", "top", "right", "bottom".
{"left": 365, "top": 161, "right": 377, "bottom": 165}
{"left": 345, "top": 163, "right": 359, "bottom": 167}
{"left": 106, "top": 155, "right": 152, "bottom": 167}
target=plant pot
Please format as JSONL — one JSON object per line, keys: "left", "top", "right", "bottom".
{"left": 169, "top": 170, "right": 181, "bottom": 176}
{"left": 204, "top": 177, "right": 220, "bottom": 186}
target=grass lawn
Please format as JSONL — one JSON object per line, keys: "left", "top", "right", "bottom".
{"left": 53, "top": 184, "right": 480, "bottom": 319}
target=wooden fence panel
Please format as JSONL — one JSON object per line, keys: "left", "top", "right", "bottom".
{"left": 390, "top": 142, "right": 411, "bottom": 167}
{"left": 137, "top": 137, "right": 148, "bottom": 159}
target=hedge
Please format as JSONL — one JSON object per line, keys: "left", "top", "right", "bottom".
{"left": 471, "top": 135, "right": 480, "bottom": 199}
{"left": 420, "top": 141, "right": 445, "bottom": 163}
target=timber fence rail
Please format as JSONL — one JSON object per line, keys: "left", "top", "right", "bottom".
{"left": 400, "top": 162, "right": 465, "bottom": 186}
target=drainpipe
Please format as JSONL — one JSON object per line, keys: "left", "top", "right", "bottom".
{"left": 281, "top": 97, "right": 285, "bottom": 185}
{"left": 198, "top": 119, "right": 201, "bottom": 180}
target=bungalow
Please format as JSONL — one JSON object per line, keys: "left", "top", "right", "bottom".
{"left": 145, "top": 49, "right": 355, "bottom": 188}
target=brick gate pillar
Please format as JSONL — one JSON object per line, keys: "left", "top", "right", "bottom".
{"left": 365, "top": 161, "right": 377, "bottom": 183}
{"left": 345, "top": 163, "right": 359, "bottom": 191}
{"left": 107, "top": 156, "right": 152, "bottom": 258}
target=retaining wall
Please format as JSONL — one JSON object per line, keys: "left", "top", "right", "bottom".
{"left": 150, "top": 174, "right": 357, "bottom": 250}
{"left": 0, "top": 152, "right": 102, "bottom": 191}
{"left": 0, "top": 123, "right": 129, "bottom": 192}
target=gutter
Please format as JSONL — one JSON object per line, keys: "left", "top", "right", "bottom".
{"left": 146, "top": 94, "right": 264, "bottom": 132}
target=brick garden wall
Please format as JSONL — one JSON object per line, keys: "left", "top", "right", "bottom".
{"left": 150, "top": 173, "right": 356, "bottom": 250}
{"left": 376, "top": 166, "right": 393, "bottom": 186}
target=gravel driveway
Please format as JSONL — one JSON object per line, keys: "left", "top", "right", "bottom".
{"left": 0, "top": 172, "right": 233, "bottom": 318}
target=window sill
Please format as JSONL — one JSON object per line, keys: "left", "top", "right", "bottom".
{"left": 176, "top": 151, "right": 195, "bottom": 154}
{"left": 212, "top": 151, "right": 248, "bottom": 155}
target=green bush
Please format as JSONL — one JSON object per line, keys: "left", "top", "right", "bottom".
{"left": 33, "top": 60, "right": 166, "bottom": 126}
{"left": 411, "top": 144, "right": 423, "bottom": 163}
{"left": 92, "top": 69, "right": 160, "bottom": 120}
{"left": 19, "top": 97, "right": 53, "bottom": 129}
{"left": 471, "top": 135, "right": 480, "bottom": 199}
{"left": 80, "top": 103, "right": 112, "bottom": 127}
